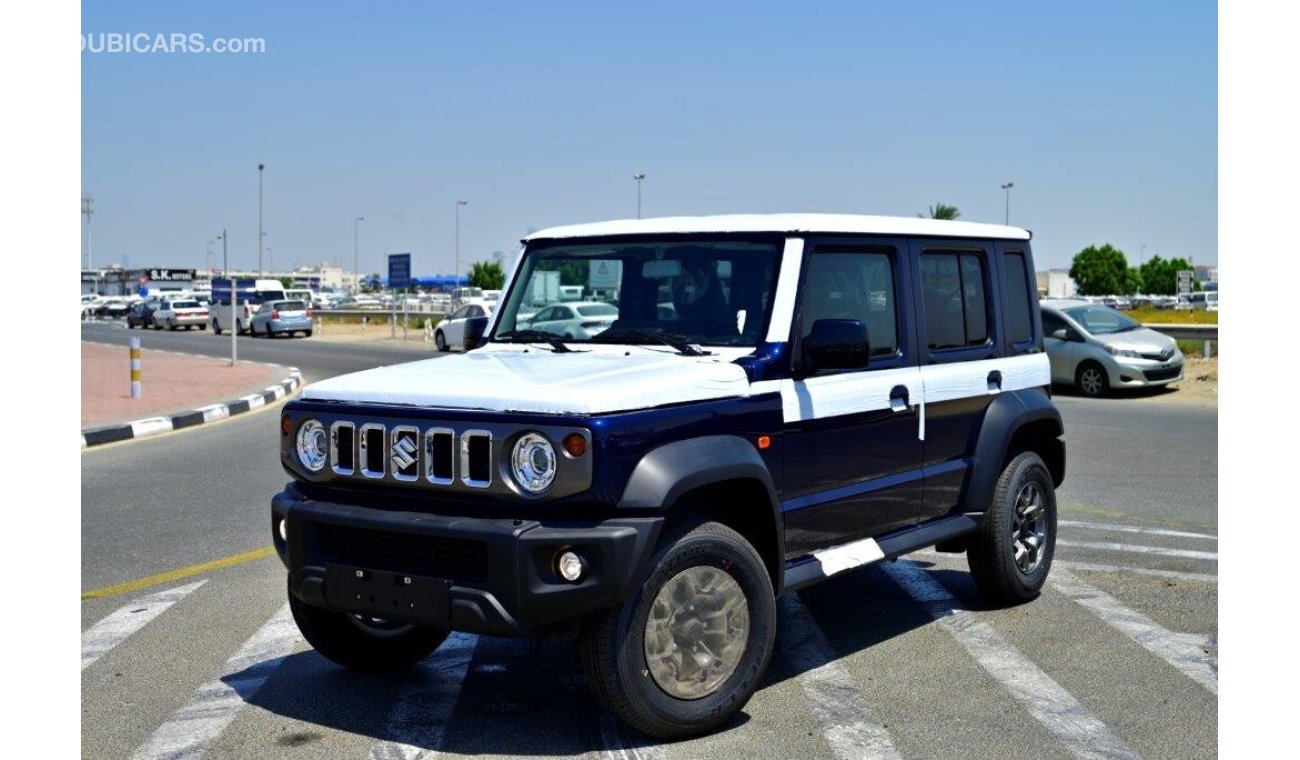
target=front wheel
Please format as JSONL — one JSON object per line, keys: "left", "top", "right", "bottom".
{"left": 213, "top": 320, "right": 223, "bottom": 335}
{"left": 287, "top": 578, "right": 450, "bottom": 670}
{"left": 435, "top": 330, "right": 448, "bottom": 352}
{"left": 580, "top": 520, "right": 776, "bottom": 740}
{"left": 1075, "top": 361, "right": 1108, "bottom": 398}
{"left": 967, "top": 451, "right": 1057, "bottom": 604}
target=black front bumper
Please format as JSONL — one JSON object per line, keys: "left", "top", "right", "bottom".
{"left": 272, "top": 485, "right": 662, "bottom": 637}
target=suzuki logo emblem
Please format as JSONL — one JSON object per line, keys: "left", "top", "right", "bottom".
{"left": 391, "top": 435, "right": 417, "bottom": 470}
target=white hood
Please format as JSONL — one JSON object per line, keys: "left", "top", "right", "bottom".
{"left": 302, "top": 347, "right": 753, "bottom": 414}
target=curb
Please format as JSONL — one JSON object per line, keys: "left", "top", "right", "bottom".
{"left": 81, "top": 367, "right": 303, "bottom": 449}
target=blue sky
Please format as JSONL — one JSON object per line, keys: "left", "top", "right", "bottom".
{"left": 81, "top": 1, "right": 1216, "bottom": 276}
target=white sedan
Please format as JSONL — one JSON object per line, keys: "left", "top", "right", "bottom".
{"left": 433, "top": 302, "right": 493, "bottom": 352}
{"left": 519, "top": 301, "right": 618, "bottom": 339}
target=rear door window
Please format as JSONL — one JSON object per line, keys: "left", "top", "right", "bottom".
{"left": 920, "top": 251, "right": 992, "bottom": 351}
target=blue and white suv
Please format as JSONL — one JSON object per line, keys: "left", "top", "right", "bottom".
{"left": 273, "top": 214, "right": 1065, "bottom": 738}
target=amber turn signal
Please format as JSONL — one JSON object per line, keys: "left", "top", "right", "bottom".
{"left": 756, "top": 435, "right": 771, "bottom": 450}
{"left": 280, "top": 414, "right": 292, "bottom": 436}
{"left": 563, "top": 433, "right": 587, "bottom": 457}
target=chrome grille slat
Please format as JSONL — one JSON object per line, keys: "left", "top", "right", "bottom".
{"left": 358, "top": 423, "right": 386, "bottom": 479}
{"left": 460, "top": 430, "right": 493, "bottom": 488}
{"left": 330, "top": 421, "right": 355, "bottom": 475}
{"left": 424, "top": 427, "right": 455, "bottom": 485}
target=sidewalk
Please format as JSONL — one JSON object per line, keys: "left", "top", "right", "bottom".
{"left": 81, "top": 342, "right": 302, "bottom": 446}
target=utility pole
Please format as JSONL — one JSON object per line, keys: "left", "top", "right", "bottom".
{"left": 633, "top": 172, "right": 646, "bottom": 218}
{"left": 82, "top": 194, "right": 95, "bottom": 292}
{"left": 455, "top": 200, "right": 468, "bottom": 288}
{"left": 1000, "top": 182, "right": 1014, "bottom": 225}
{"left": 220, "top": 228, "right": 236, "bottom": 366}
{"left": 258, "top": 163, "right": 265, "bottom": 275}
{"left": 353, "top": 216, "right": 365, "bottom": 294}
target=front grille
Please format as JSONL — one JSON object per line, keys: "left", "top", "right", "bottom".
{"left": 330, "top": 422, "right": 494, "bottom": 488}
{"left": 1140, "top": 349, "right": 1175, "bottom": 361}
{"left": 314, "top": 522, "right": 489, "bottom": 580}
{"left": 1144, "top": 367, "right": 1182, "bottom": 381}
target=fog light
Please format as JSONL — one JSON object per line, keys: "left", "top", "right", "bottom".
{"left": 278, "top": 518, "right": 288, "bottom": 542}
{"left": 557, "top": 551, "right": 585, "bottom": 582}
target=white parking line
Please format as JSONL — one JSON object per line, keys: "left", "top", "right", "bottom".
{"left": 1059, "top": 520, "right": 1217, "bottom": 541}
{"left": 1054, "top": 560, "right": 1217, "bottom": 584}
{"left": 130, "top": 604, "right": 300, "bottom": 760}
{"left": 81, "top": 580, "right": 207, "bottom": 670}
{"left": 882, "top": 560, "right": 1137, "bottom": 760}
{"left": 1058, "top": 540, "right": 1217, "bottom": 561}
{"left": 1050, "top": 569, "right": 1217, "bottom": 694}
{"left": 777, "top": 594, "right": 902, "bottom": 760}
{"left": 369, "top": 632, "right": 479, "bottom": 760}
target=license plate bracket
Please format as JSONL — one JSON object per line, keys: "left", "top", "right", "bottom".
{"left": 323, "top": 564, "right": 451, "bottom": 621}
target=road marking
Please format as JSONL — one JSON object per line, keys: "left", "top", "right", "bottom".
{"left": 1050, "top": 569, "right": 1217, "bottom": 694}
{"left": 599, "top": 712, "right": 667, "bottom": 760}
{"left": 81, "top": 580, "right": 207, "bottom": 670}
{"left": 1054, "top": 560, "right": 1217, "bottom": 583}
{"left": 1059, "top": 520, "right": 1217, "bottom": 541}
{"left": 369, "top": 632, "right": 479, "bottom": 760}
{"left": 882, "top": 560, "right": 1137, "bottom": 760}
{"left": 131, "top": 603, "right": 300, "bottom": 760}
{"left": 1058, "top": 540, "right": 1217, "bottom": 561}
{"left": 777, "top": 594, "right": 902, "bottom": 760}
{"left": 81, "top": 546, "right": 275, "bottom": 601}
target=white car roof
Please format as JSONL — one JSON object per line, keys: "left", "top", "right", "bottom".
{"left": 525, "top": 213, "right": 1030, "bottom": 242}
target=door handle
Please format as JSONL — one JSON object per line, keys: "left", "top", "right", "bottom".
{"left": 889, "top": 384, "right": 910, "bottom": 412}
{"left": 987, "top": 370, "right": 1003, "bottom": 392}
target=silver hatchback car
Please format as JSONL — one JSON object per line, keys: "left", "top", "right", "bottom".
{"left": 1040, "top": 299, "right": 1184, "bottom": 397}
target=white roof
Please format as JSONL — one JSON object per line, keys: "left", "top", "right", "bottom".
{"left": 525, "top": 213, "right": 1030, "bottom": 242}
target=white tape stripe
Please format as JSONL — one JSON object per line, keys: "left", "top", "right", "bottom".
{"left": 882, "top": 561, "right": 1136, "bottom": 760}
{"left": 130, "top": 604, "right": 299, "bottom": 760}
{"left": 920, "top": 354, "right": 1049, "bottom": 405}
{"left": 765, "top": 237, "right": 805, "bottom": 343}
{"left": 1058, "top": 540, "right": 1217, "bottom": 561}
{"left": 369, "top": 632, "right": 479, "bottom": 760}
{"left": 130, "top": 418, "right": 173, "bottom": 437}
{"left": 810, "top": 536, "right": 885, "bottom": 577}
{"left": 1059, "top": 520, "right": 1217, "bottom": 541}
{"left": 778, "top": 595, "right": 901, "bottom": 760}
{"left": 81, "top": 580, "right": 207, "bottom": 670}
{"left": 1050, "top": 569, "right": 1217, "bottom": 694}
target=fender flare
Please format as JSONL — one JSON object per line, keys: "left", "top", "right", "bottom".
{"left": 962, "top": 388, "right": 1064, "bottom": 516}
{"left": 618, "top": 434, "right": 784, "bottom": 588}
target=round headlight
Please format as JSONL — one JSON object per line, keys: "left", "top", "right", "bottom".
{"left": 511, "top": 432, "right": 557, "bottom": 494}
{"left": 296, "top": 419, "right": 328, "bottom": 472}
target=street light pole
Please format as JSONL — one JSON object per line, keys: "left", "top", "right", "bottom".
{"left": 353, "top": 216, "right": 365, "bottom": 294}
{"left": 258, "top": 163, "right": 265, "bottom": 275}
{"left": 219, "top": 228, "right": 236, "bottom": 366}
{"left": 1000, "top": 182, "right": 1014, "bottom": 225}
{"left": 82, "top": 194, "right": 95, "bottom": 291}
{"left": 633, "top": 172, "right": 645, "bottom": 218}
{"left": 456, "top": 200, "right": 468, "bottom": 288}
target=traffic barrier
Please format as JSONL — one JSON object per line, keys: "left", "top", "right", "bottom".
{"left": 129, "top": 337, "right": 141, "bottom": 398}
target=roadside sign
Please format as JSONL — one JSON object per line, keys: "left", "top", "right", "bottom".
{"left": 589, "top": 259, "right": 622, "bottom": 289}
{"left": 388, "top": 253, "right": 412, "bottom": 290}
{"left": 1176, "top": 270, "right": 1194, "bottom": 294}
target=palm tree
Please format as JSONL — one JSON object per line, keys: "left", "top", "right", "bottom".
{"left": 918, "top": 203, "right": 961, "bottom": 220}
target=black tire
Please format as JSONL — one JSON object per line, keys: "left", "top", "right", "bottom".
{"left": 127, "top": 321, "right": 136, "bottom": 329}
{"left": 580, "top": 520, "right": 776, "bottom": 740}
{"left": 435, "top": 330, "right": 448, "bottom": 352}
{"left": 967, "top": 451, "right": 1057, "bottom": 604}
{"left": 199, "top": 324, "right": 207, "bottom": 331}
{"left": 304, "top": 330, "right": 313, "bottom": 338}
{"left": 287, "top": 578, "right": 450, "bottom": 671}
{"left": 1075, "top": 361, "right": 1108, "bottom": 398}
{"left": 213, "top": 320, "right": 223, "bottom": 335}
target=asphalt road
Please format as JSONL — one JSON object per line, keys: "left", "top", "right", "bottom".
{"left": 82, "top": 328, "right": 1218, "bottom": 759}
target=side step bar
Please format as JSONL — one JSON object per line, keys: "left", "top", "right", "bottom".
{"left": 781, "top": 514, "right": 979, "bottom": 594}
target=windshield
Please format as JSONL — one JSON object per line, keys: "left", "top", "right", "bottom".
{"left": 491, "top": 238, "right": 782, "bottom": 347}
{"left": 1063, "top": 305, "right": 1141, "bottom": 335}
{"left": 171, "top": 300, "right": 201, "bottom": 309}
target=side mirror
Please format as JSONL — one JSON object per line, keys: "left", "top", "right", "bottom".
{"left": 801, "top": 319, "right": 870, "bottom": 376}
{"left": 1050, "top": 328, "right": 1070, "bottom": 341}
{"left": 463, "top": 316, "right": 490, "bottom": 350}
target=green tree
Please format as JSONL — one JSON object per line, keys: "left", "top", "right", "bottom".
{"left": 1136, "top": 255, "right": 1194, "bottom": 295}
{"left": 279, "top": 276, "right": 294, "bottom": 290}
{"left": 1068, "top": 244, "right": 1133, "bottom": 296}
{"left": 917, "top": 203, "right": 961, "bottom": 220}
{"left": 467, "top": 260, "right": 506, "bottom": 290}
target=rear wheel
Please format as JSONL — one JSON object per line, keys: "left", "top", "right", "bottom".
{"left": 967, "top": 451, "right": 1057, "bottom": 604}
{"left": 580, "top": 520, "right": 776, "bottom": 739}
{"left": 287, "top": 577, "right": 449, "bottom": 670}
{"left": 435, "top": 330, "right": 448, "bottom": 352}
{"left": 1075, "top": 361, "right": 1107, "bottom": 398}
{"left": 213, "top": 320, "right": 223, "bottom": 335}
{"left": 304, "top": 330, "right": 313, "bottom": 338}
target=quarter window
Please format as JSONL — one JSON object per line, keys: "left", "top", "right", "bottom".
{"left": 799, "top": 250, "right": 900, "bottom": 360}
{"left": 921, "top": 252, "right": 991, "bottom": 350}
{"left": 1002, "top": 252, "right": 1034, "bottom": 344}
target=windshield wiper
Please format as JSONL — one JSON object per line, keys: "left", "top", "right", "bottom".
{"left": 592, "top": 328, "right": 712, "bottom": 357}
{"left": 495, "top": 330, "right": 576, "bottom": 353}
